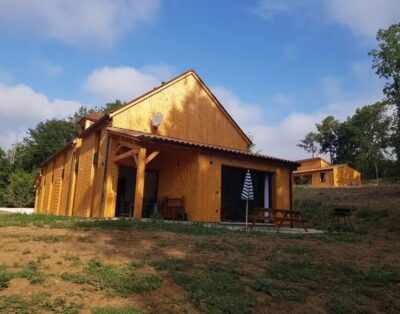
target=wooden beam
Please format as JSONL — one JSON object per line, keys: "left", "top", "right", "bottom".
{"left": 117, "top": 140, "right": 139, "bottom": 150}
{"left": 145, "top": 151, "right": 159, "bottom": 164}
{"left": 114, "top": 148, "right": 138, "bottom": 162}
{"left": 133, "top": 153, "right": 138, "bottom": 166}
{"left": 133, "top": 148, "right": 146, "bottom": 219}
{"left": 115, "top": 144, "right": 122, "bottom": 154}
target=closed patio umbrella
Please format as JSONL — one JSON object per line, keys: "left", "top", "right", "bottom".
{"left": 241, "top": 170, "right": 254, "bottom": 228}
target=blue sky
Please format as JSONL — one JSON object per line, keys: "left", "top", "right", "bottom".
{"left": 0, "top": 0, "right": 399, "bottom": 159}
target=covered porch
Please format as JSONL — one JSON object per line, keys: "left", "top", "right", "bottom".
{"left": 104, "top": 127, "right": 297, "bottom": 222}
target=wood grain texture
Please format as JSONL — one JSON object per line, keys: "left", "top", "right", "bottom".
{"left": 59, "top": 149, "right": 74, "bottom": 216}
{"left": 91, "top": 127, "right": 108, "bottom": 217}
{"left": 111, "top": 72, "right": 249, "bottom": 151}
{"left": 133, "top": 147, "right": 146, "bottom": 219}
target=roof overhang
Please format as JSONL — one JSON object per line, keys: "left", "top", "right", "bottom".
{"left": 107, "top": 127, "right": 299, "bottom": 168}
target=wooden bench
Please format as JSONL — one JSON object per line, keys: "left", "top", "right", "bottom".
{"left": 249, "top": 208, "right": 308, "bottom": 231}
{"left": 158, "top": 197, "right": 186, "bottom": 220}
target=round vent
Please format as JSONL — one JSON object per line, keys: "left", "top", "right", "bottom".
{"left": 151, "top": 112, "right": 163, "bottom": 128}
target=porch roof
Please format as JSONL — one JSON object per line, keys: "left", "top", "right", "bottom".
{"left": 107, "top": 126, "right": 299, "bottom": 167}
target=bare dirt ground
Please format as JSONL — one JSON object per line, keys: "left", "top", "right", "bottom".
{"left": 0, "top": 220, "right": 400, "bottom": 313}
{"left": 0, "top": 184, "right": 399, "bottom": 313}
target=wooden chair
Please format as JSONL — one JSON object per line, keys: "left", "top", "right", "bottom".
{"left": 119, "top": 197, "right": 132, "bottom": 218}
{"left": 158, "top": 197, "right": 186, "bottom": 220}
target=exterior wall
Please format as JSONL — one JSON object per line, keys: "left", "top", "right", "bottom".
{"left": 41, "top": 161, "right": 54, "bottom": 214}
{"left": 157, "top": 150, "right": 199, "bottom": 221}
{"left": 100, "top": 147, "right": 293, "bottom": 222}
{"left": 111, "top": 73, "right": 249, "bottom": 151}
{"left": 195, "top": 153, "right": 292, "bottom": 222}
{"left": 333, "top": 165, "right": 361, "bottom": 186}
{"left": 294, "top": 165, "right": 361, "bottom": 187}
{"left": 91, "top": 127, "right": 109, "bottom": 217}
{"left": 73, "top": 131, "right": 102, "bottom": 217}
{"left": 48, "top": 153, "right": 65, "bottom": 214}
{"left": 104, "top": 137, "right": 119, "bottom": 217}
{"left": 311, "top": 170, "right": 334, "bottom": 187}
{"left": 58, "top": 149, "right": 74, "bottom": 216}
{"left": 293, "top": 170, "right": 333, "bottom": 187}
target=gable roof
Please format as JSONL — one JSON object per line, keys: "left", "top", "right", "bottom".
{"left": 297, "top": 157, "right": 331, "bottom": 165}
{"left": 108, "top": 126, "right": 299, "bottom": 168}
{"left": 109, "top": 69, "right": 252, "bottom": 146}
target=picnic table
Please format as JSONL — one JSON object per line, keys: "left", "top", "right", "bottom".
{"left": 248, "top": 208, "right": 308, "bottom": 231}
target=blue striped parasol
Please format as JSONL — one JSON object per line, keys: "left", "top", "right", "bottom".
{"left": 241, "top": 170, "right": 254, "bottom": 228}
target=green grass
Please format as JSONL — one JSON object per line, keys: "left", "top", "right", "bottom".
{"left": 0, "top": 232, "right": 68, "bottom": 243}
{"left": 15, "top": 261, "right": 46, "bottom": 284}
{"left": 0, "top": 292, "right": 83, "bottom": 314}
{"left": 61, "top": 258, "right": 162, "bottom": 297}
{"left": 250, "top": 277, "right": 308, "bottom": 301}
{"left": 0, "top": 213, "right": 255, "bottom": 236}
{"left": 0, "top": 261, "right": 46, "bottom": 289}
{"left": 152, "top": 258, "right": 192, "bottom": 271}
{"left": 91, "top": 306, "right": 144, "bottom": 314}
{"left": 31, "top": 234, "right": 69, "bottom": 243}
{"left": 173, "top": 264, "right": 254, "bottom": 314}
{"left": 0, "top": 266, "right": 13, "bottom": 290}
{"left": 194, "top": 238, "right": 226, "bottom": 251}
{"left": 282, "top": 246, "right": 311, "bottom": 255}
{"left": 63, "top": 254, "right": 81, "bottom": 267}
{"left": 267, "top": 259, "right": 323, "bottom": 283}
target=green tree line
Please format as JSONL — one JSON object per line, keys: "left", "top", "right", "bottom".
{"left": 0, "top": 101, "right": 121, "bottom": 208}
{"left": 298, "top": 23, "right": 400, "bottom": 181}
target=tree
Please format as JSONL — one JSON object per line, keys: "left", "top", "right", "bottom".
{"left": 345, "top": 102, "right": 392, "bottom": 181}
{"left": 4, "top": 170, "right": 36, "bottom": 208}
{"left": 369, "top": 23, "right": 400, "bottom": 159}
{"left": 297, "top": 132, "right": 319, "bottom": 157}
{"left": 0, "top": 148, "right": 11, "bottom": 206}
{"left": 101, "top": 100, "right": 122, "bottom": 114}
{"left": 14, "top": 119, "right": 78, "bottom": 172}
{"left": 315, "top": 116, "right": 340, "bottom": 163}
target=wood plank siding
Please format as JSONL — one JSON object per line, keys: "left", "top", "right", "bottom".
{"left": 35, "top": 70, "right": 298, "bottom": 222}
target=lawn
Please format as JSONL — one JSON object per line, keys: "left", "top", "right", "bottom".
{"left": 0, "top": 184, "right": 399, "bottom": 313}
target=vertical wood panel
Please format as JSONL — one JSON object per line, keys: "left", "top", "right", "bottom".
{"left": 104, "top": 138, "right": 119, "bottom": 217}
{"left": 133, "top": 148, "right": 146, "bottom": 219}
{"left": 112, "top": 73, "right": 249, "bottom": 151}
{"left": 92, "top": 127, "right": 108, "bottom": 217}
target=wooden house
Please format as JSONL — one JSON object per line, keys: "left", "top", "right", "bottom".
{"left": 293, "top": 157, "right": 361, "bottom": 187}
{"left": 34, "top": 70, "right": 299, "bottom": 222}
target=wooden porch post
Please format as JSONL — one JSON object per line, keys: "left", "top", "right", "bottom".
{"left": 133, "top": 147, "right": 147, "bottom": 219}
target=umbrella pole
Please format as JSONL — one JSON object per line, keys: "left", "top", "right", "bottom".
{"left": 245, "top": 200, "right": 248, "bottom": 229}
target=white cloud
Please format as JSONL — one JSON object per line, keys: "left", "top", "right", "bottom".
{"left": 272, "top": 93, "right": 294, "bottom": 106}
{"left": 325, "top": 0, "right": 400, "bottom": 38}
{"left": 212, "top": 87, "right": 263, "bottom": 128}
{"left": 251, "top": 0, "right": 315, "bottom": 20}
{"left": 0, "top": 0, "right": 160, "bottom": 46}
{"left": 210, "top": 71, "right": 383, "bottom": 160}
{"left": 0, "top": 82, "right": 83, "bottom": 149}
{"left": 252, "top": 0, "right": 400, "bottom": 38}
{"left": 85, "top": 64, "right": 176, "bottom": 104}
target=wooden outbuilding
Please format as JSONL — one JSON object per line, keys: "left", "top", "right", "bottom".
{"left": 293, "top": 157, "right": 361, "bottom": 187}
{"left": 34, "top": 70, "right": 299, "bottom": 222}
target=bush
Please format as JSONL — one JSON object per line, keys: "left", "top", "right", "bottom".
{"left": 3, "top": 170, "right": 36, "bottom": 208}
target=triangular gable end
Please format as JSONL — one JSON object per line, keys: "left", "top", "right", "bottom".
{"left": 110, "top": 70, "right": 252, "bottom": 151}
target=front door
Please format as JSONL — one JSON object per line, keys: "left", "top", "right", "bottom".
{"left": 115, "top": 166, "right": 159, "bottom": 218}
